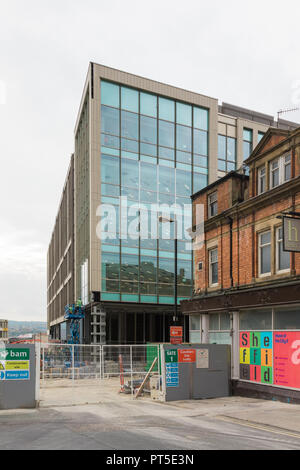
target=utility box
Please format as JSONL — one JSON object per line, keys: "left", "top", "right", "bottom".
{"left": 0, "top": 344, "right": 37, "bottom": 409}
{"left": 161, "top": 344, "right": 231, "bottom": 402}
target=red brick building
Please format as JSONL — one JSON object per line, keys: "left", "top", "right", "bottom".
{"left": 181, "top": 127, "right": 300, "bottom": 402}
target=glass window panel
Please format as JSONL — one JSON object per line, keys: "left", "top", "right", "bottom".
{"left": 121, "top": 87, "right": 138, "bottom": 113}
{"left": 272, "top": 167, "right": 279, "bottom": 187}
{"left": 101, "top": 105, "right": 119, "bottom": 136}
{"left": 260, "top": 231, "right": 271, "bottom": 245}
{"left": 194, "top": 129, "right": 208, "bottom": 156}
{"left": 177, "top": 151, "right": 192, "bottom": 165}
{"left": 239, "top": 309, "right": 272, "bottom": 330}
{"left": 140, "top": 92, "right": 157, "bottom": 117}
{"left": 101, "top": 155, "right": 120, "bottom": 185}
{"left": 101, "top": 184, "right": 120, "bottom": 197}
{"left": 121, "top": 111, "right": 138, "bottom": 140}
{"left": 140, "top": 283, "right": 157, "bottom": 295}
{"left": 141, "top": 295, "right": 157, "bottom": 303}
{"left": 176, "top": 169, "right": 192, "bottom": 197}
{"left": 121, "top": 237, "right": 139, "bottom": 249}
{"left": 285, "top": 161, "right": 291, "bottom": 181}
{"left": 102, "top": 134, "right": 119, "bottom": 149}
{"left": 159, "top": 146, "right": 175, "bottom": 160}
{"left": 159, "top": 166, "right": 175, "bottom": 194}
{"left": 102, "top": 279, "right": 120, "bottom": 293}
{"left": 194, "top": 107, "right": 209, "bottom": 131}
{"left": 243, "top": 141, "right": 252, "bottom": 160}
{"left": 176, "top": 125, "right": 192, "bottom": 152}
{"left": 274, "top": 308, "right": 300, "bottom": 329}
{"left": 159, "top": 296, "right": 174, "bottom": 304}
{"left": 101, "top": 292, "right": 120, "bottom": 301}
{"left": 101, "top": 147, "right": 119, "bottom": 157}
{"left": 121, "top": 138, "right": 139, "bottom": 153}
{"left": 101, "top": 243, "right": 120, "bottom": 252}
{"left": 258, "top": 132, "right": 265, "bottom": 143}
{"left": 159, "top": 97, "right": 175, "bottom": 122}
{"left": 121, "top": 186, "right": 139, "bottom": 201}
{"left": 121, "top": 151, "right": 138, "bottom": 160}
{"left": 140, "top": 190, "right": 157, "bottom": 204}
{"left": 227, "top": 137, "right": 236, "bottom": 162}
{"left": 121, "top": 158, "right": 139, "bottom": 188}
{"left": 209, "top": 332, "right": 231, "bottom": 345}
{"left": 140, "top": 256, "right": 157, "bottom": 282}
{"left": 159, "top": 238, "right": 174, "bottom": 252}
{"left": 140, "top": 115, "right": 157, "bottom": 144}
{"left": 178, "top": 285, "right": 192, "bottom": 296}
{"left": 220, "top": 313, "right": 231, "bottom": 330}
{"left": 159, "top": 193, "right": 175, "bottom": 205}
{"left": 160, "top": 159, "right": 174, "bottom": 168}
{"left": 193, "top": 173, "right": 207, "bottom": 192}
{"left": 278, "top": 243, "right": 290, "bottom": 270}
{"left": 140, "top": 142, "right": 157, "bottom": 157}
{"left": 261, "top": 244, "right": 271, "bottom": 274}
{"left": 277, "top": 227, "right": 290, "bottom": 271}
{"left": 159, "top": 259, "right": 175, "bottom": 283}
{"left": 190, "top": 316, "right": 201, "bottom": 330}
{"left": 159, "top": 120, "right": 175, "bottom": 148}
{"left": 101, "top": 252, "right": 120, "bottom": 279}
{"left": 141, "top": 162, "right": 157, "bottom": 191}
{"left": 101, "top": 81, "right": 119, "bottom": 108}
{"left": 140, "top": 238, "right": 157, "bottom": 251}
{"left": 158, "top": 284, "right": 174, "bottom": 296}
{"left": 227, "top": 162, "right": 236, "bottom": 172}
{"left": 121, "top": 294, "right": 139, "bottom": 302}
{"left": 176, "top": 102, "right": 192, "bottom": 126}
{"left": 194, "top": 155, "right": 207, "bottom": 168}
{"left": 243, "top": 128, "right": 253, "bottom": 142}
{"left": 190, "top": 331, "right": 201, "bottom": 343}
{"left": 218, "top": 135, "right": 226, "bottom": 159}
{"left": 177, "top": 259, "right": 192, "bottom": 283}
{"left": 121, "top": 281, "right": 139, "bottom": 294}
{"left": 209, "top": 314, "right": 219, "bottom": 330}
{"left": 121, "top": 255, "right": 139, "bottom": 281}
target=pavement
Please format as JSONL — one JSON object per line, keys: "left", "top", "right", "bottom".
{"left": 0, "top": 379, "right": 300, "bottom": 450}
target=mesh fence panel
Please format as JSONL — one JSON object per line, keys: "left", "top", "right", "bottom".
{"left": 40, "top": 344, "right": 161, "bottom": 393}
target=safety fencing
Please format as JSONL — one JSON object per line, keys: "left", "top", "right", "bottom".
{"left": 40, "top": 343, "right": 162, "bottom": 396}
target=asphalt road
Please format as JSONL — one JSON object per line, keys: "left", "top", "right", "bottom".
{"left": 0, "top": 404, "right": 300, "bottom": 450}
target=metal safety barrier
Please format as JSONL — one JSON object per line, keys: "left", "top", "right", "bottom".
{"left": 40, "top": 343, "right": 161, "bottom": 397}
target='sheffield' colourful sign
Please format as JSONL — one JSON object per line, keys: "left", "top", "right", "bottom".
{"left": 240, "top": 332, "right": 273, "bottom": 384}
{"left": 240, "top": 331, "right": 300, "bottom": 390}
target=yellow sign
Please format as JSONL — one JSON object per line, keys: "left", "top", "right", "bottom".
{"left": 5, "top": 361, "right": 29, "bottom": 371}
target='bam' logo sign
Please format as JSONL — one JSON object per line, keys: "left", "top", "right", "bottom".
{"left": 283, "top": 217, "right": 300, "bottom": 252}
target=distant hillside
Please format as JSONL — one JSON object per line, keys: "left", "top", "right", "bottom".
{"left": 8, "top": 321, "right": 47, "bottom": 337}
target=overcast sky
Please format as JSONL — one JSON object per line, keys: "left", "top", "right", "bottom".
{"left": 1, "top": 0, "right": 300, "bottom": 322}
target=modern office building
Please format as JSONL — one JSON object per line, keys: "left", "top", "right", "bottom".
{"left": 47, "top": 62, "right": 299, "bottom": 344}
{"left": 182, "top": 126, "right": 300, "bottom": 401}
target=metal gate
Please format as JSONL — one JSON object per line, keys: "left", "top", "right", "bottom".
{"left": 40, "top": 343, "right": 161, "bottom": 396}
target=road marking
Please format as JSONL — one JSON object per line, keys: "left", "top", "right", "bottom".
{"left": 216, "top": 415, "right": 300, "bottom": 440}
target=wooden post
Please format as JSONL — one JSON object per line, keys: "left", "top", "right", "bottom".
{"left": 135, "top": 357, "right": 158, "bottom": 399}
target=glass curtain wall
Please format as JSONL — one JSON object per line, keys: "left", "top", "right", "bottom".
{"left": 100, "top": 80, "right": 209, "bottom": 304}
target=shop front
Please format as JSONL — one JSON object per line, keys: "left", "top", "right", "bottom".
{"left": 182, "top": 282, "right": 300, "bottom": 402}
